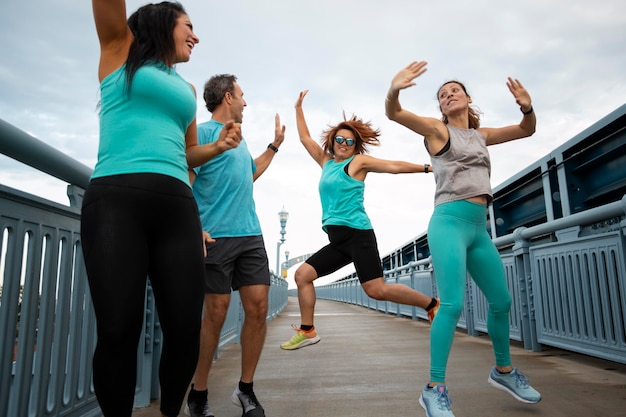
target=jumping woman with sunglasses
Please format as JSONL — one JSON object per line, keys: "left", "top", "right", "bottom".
{"left": 280, "top": 90, "right": 439, "bottom": 350}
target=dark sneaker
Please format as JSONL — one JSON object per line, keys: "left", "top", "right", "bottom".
{"left": 184, "top": 396, "right": 214, "bottom": 417}
{"left": 231, "top": 386, "right": 265, "bottom": 417}
{"left": 488, "top": 366, "right": 541, "bottom": 403}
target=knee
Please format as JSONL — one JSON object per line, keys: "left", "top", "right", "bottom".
{"left": 203, "top": 299, "right": 229, "bottom": 325}
{"left": 442, "top": 298, "right": 464, "bottom": 319}
{"left": 294, "top": 266, "right": 316, "bottom": 288}
{"left": 243, "top": 298, "right": 268, "bottom": 322}
{"left": 489, "top": 293, "right": 512, "bottom": 315}
{"left": 363, "top": 282, "right": 386, "bottom": 300}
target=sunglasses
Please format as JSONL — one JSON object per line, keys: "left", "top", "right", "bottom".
{"left": 334, "top": 135, "right": 355, "bottom": 146}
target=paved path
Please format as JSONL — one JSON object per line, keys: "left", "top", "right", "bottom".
{"left": 134, "top": 297, "right": 626, "bottom": 417}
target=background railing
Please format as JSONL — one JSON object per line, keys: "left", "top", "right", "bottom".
{"left": 1, "top": 101, "right": 624, "bottom": 416}
{"left": 0, "top": 119, "right": 288, "bottom": 417}
{"left": 311, "top": 103, "right": 626, "bottom": 365}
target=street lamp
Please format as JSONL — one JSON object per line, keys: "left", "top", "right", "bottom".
{"left": 283, "top": 250, "right": 290, "bottom": 278}
{"left": 276, "top": 207, "right": 289, "bottom": 277}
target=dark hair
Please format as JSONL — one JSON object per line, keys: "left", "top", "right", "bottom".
{"left": 203, "top": 74, "right": 237, "bottom": 113}
{"left": 437, "top": 80, "right": 481, "bottom": 129}
{"left": 321, "top": 113, "right": 380, "bottom": 155}
{"left": 125, "top": 2, "right": 186, "bottom": 90}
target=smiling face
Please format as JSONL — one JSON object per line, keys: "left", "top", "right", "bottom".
{"left": 173, "top": 14, "right": 199, "bottom": 63}
{"left": 227, "top": 82, "right": 247, "bottom": 123}
{"left": 333, "top": 128, "right": 357, "bottom": 160}
{"left": 437, "top": 82, "right": 471, "bottom": 117}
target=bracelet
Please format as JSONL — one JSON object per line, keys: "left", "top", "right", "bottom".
{"left": 521, "top": 105, "right": 534, "bottom": 115}
{"left": 267, "top": 143, "right": 279, "bottom": 153}
{"left": 424, "top": 164, "right": 430, "bottom": 173}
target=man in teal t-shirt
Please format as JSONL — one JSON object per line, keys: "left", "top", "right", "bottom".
{"left": 185, "top": 74, "right": 285, "bottom": 417}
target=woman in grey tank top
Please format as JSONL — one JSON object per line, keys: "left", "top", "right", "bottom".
{"left": 385, "top": 61, "right": 540, "bottom": 417}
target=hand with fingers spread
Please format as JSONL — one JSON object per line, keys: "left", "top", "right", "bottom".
{"left": 389, "top": 61, "right": 428, "bottom": 94}
{"left": 506, "top": 77, "right": 532, "bottom": 112}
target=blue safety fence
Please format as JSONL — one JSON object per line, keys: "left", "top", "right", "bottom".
{"left": 311, "top": 103, "right": 626, "bottom": 364}
{"left": 0, "top": 119, "right": 288, "bottom": 417}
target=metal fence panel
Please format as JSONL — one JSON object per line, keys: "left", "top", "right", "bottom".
{"left": 531, "top": 231, "right": 626, "bottom": 363}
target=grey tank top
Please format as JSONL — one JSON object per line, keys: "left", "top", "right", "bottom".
{"left": 429, "top": 125, "right": 493, "bottom": 206}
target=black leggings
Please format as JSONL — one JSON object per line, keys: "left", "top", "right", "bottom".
{"left": 81, "top": 174, "right": 205, "bottom": 417}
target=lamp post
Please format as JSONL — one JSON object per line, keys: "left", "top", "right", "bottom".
{"left": 276, "top": 207, "right": 289, "bottom": 277}
{"left": 283, "top": 250, "right": 290, "bottom": 278}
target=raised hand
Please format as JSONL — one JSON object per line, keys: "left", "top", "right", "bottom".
{"left": 506, "top": 77, "right": 532, "bottom": 110}
{"left": 390, "top": 61, "right": 428, "bottom": 93}
{"left": 273, "top": 113, "right": 286, "bottom": 147}
{"left": 295, "top": 90, "right": 309, "bottom": 109}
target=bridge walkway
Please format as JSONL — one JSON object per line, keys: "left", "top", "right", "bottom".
{"left": 134, "top": 297, "right": 626, "bottom": 417}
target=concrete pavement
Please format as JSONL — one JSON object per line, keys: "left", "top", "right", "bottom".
{"left": 134, "top": 297, "right": 626, "bottom": 417}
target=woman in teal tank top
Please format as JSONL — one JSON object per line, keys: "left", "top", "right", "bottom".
{"left": 280, "top": 90, "right": 439, "bottom": 351}
{"left": 83, "top": 3, "right": 240, "bottom": 417}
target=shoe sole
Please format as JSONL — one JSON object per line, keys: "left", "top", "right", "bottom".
{"left": 418, "top": 395, "right": 431, "bottom": 417}
{"left": 184, "top": 402, "right": 215, "bottom": 417}
{"left": 487, "top": 376, "right": 541, "bottom": 404}
{"left": 280, "top": 335, "right": 321, "bottom": 350}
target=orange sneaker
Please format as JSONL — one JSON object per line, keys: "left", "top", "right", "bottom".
{"left": 428, "top": 298, "right": 440, "bottom": 323}
{"left": 280, "top": 325, "right": 321, "bottom": 350}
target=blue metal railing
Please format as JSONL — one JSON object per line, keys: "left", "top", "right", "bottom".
{"left": 313, "top": 103, "right": 626, "bottom": 365}
{"left": 315, "top": 195, "right": 626, "bottom": 364}
{"left": 0, "top": 118, "right": 288, "bottom": 417}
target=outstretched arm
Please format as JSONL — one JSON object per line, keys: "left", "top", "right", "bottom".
{"left": 349, "top": 154, "right": 432, "bottom": 181}
{"left": 295, "top": 90, "right": 330, "bottom": 167}
{"left": 385, "top": 61, "right": 448, "bottom": 150}
{"left": 480, "top": 78, "right": 536, "bottom": 146}
{"left": 253, "top": 113, "right": 286, "bottom": 181}
{"left": 92, "top": 0, "right": 132, "bottom": 81}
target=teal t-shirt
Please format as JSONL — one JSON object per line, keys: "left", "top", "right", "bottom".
{"left": 92, "top": 62, "right": 196, "bottom": 186}
{"left": 192, "top": 120, "right": 262, "bottom": 237}
{"left": 319, "top": 156, "right": 372, "bottom": 231}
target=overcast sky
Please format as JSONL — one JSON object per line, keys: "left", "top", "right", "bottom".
{"left": 1, "top": 0, "right": 625, "bottom": 288}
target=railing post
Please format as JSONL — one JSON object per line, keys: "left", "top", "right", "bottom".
{"left": 512, "top": 227, "right": 540, "bottom": 351}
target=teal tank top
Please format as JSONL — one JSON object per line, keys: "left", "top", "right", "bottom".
{"left": 91, "top": 62, "right": 197, "bottom": 186}
{"left": 319, "top": 155, "right": 372, "bottom": 231}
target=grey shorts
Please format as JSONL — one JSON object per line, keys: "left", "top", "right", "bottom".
{"left": 203, "top": 235, "right": 270, "bottom": 293}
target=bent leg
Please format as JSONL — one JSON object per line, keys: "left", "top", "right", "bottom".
{"left": 361, "top": 277, "right": 432, "bottom": 308}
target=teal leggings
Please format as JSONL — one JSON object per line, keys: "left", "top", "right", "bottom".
{"left": 427, "top": 200, "right": 512, "bottom": 382}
